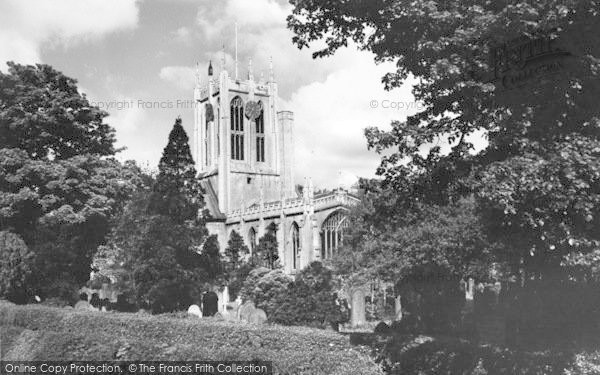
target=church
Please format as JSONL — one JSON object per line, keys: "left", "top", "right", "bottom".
{"left": 193, "top": 57, "right": 359, "bottom": 274}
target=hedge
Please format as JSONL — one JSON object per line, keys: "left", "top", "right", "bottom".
{"left": 367, "top": 333, "right": 600, "bottom": 375}
{"left": 0, "top": 303, "right": 383, "bottom": 375}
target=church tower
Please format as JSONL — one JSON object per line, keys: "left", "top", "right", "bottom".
{"left": 194, "top": 57, "right": 295, "bottom": 216}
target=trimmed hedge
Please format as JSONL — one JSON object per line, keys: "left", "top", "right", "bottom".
{"left": 0, "top": 304, "right": 382, "bottom": 375}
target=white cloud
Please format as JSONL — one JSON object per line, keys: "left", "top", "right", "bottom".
{"left": 159, "top": 66, "right": 196, "bottom": 91}
{"left": 285, "top": 53, "right": 420, "bottom": 189}
{"left": 0, "top": 0, "right": 139, "bottom": 69}
{"left": 224, "top": 0, "right": 288, "bottom": 28}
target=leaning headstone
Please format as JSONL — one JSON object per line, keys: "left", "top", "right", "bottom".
{"left": 187, "top": 304, "right": 202, "bottom": 318}
{"left": 74, "top": 300, "right": 93, "bottom": 311}
{"left": 247, "top": 308, "right": 267, "bottom": 324}
{"left": 213, "top": 312, "right": 224, "bottom": 321}
{"left": 238, "top": 301, "right": 256, "bottom": 323}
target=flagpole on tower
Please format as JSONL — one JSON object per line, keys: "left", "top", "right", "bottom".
{"left": 234, "top": 22, "right": 239, "bottom": 80}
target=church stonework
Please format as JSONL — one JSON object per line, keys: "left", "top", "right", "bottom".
{"left": 194, "top": 59, "right": 358, "bottom": 274}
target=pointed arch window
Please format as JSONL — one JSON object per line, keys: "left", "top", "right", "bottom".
{"left": 291, "top": 223, "right": 300, "bottom": 269}
{"left": 255, "top": 101, "right": 265, "bottom": 162}
{"left": 320, "top": 211, "right": 348, "bottom": 260}
{"left": 230, "top": 96, "right": 244, "bottom": 160}
{"left": 249, "top": 227, "right": 257, "bottom": 254}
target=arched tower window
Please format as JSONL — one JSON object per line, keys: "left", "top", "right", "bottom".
{"left": 320, "top": 211, "right": 348, "bottom": 260}
{"left": 255, "top": 101, "right": 265, "bottom": 162}
{"left": 230, "top": 96, "right": 244, "bottom": 160}
{"left": 205, "top": 115, "right": 210, "bottom": 166}
{"left": 248, "top": 227, "right": 257, "bottom": 254}
{"left": 291, "top": 223, "right": 300, "bottom": 270}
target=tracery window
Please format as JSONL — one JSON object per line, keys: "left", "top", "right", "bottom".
{"left": 255, "top": 102, "right": 265, "bottom": 162}
{"left": 230, "top": 96, "right": 244, "bottom": 160}
{"left": 291, "top": 223, "right": 300, "bottom": 269}
{"left": 320, "top": 211, "right": 348, "bottom": 260}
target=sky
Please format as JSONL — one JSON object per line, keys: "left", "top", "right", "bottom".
{"left": 0, "top": 0, "right": 425, "bottom": 189}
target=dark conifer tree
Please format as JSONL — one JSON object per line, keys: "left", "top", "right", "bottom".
{"left": 225, "top": 230, "right": 249, "bottom": 271}
{"left": 255, "top": 223, "right": 279, "bottom": 269}
{"left": 149, "top": 117, "right": 204, "bottom": 223}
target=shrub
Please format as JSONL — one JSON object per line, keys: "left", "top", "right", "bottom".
{"left": 0, "top": 231, "right": 34, "bottom": 304}
{"left": 271, "top": 262, "right": 348, "bottom": 328}
{"left": 0, "top": 303, "right": 383, "bottom": 375}
{"left": 241, "top": 262, "right": 348, "bottom": 328}
{"left": 240, "top": 267, "right": 292, "bottom": 316}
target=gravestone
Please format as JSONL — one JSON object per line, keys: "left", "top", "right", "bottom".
{"left": 187, "top": 304, "right": 202, "bottom": 318}
{"left": 394, "top": 295, "right": 403, "bottom": 321}
{"left": 238, "top": 301, "right": 257, "bottom": 323}
{"left": 351, "top": 288, "right": 367, "bottom": 327}
{"left": 74, "top": 300, "right": 93, "bottom": 311}
{"left": 202, "top": 292, "right": 218, "bottom": 317}
{"left": 247, "top": 308, "right": 267, "bottom": 324}
{"left": 217, "top": 286, "right": 229, "bottom": 314}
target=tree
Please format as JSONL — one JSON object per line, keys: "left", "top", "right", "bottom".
{"left": 0, "top": 63, "right": 142, "bottom": 302}
{"left": 99, "top": 192, "right": 206, "bottom": 313}
{"left": 0, "top": 231, "right": 34, "bottom": 303}
{"left": 225, "top": 230, "right": 249, "bottom": 271}
{"left": 94, "top": 118, "right": 209, "bottom": 313}
{"left": 289, "top": 0, "right": 600, "bottom": 337}
{"left": 0, "top": 149, "right": 142, "bottom": 301}
{"left": 224, "top": 230, "right": 252, "bottom": 299}
{"left": 148, "top": 117, "right": 205, "bottom": 223}
{"left": 0, "top": 62, "right": 116, "bottom": 160}
{"left": 200, "top": 234, "right": 223, "bottom": 282}
{"left": 334, "top": 182, "right": 495, "bottom": 333}
{"left": 255, "top": 223, "right": 279, "bottom": 269}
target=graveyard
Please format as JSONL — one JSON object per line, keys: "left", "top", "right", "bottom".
{"left": 2, "top": 1, "right": 600, "bottom": 374}
{"left": 0, "top": 301, "right": 381, "bottom": 375}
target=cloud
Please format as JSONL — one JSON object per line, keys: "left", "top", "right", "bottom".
{"left": 159, "top": 66, "right": 196, "bottom": 91}
{"left": 285, "top": 53, "right": 420, "bottom": 189}
{"left": 0, "top": 0, "right": 139, "bottom": 69}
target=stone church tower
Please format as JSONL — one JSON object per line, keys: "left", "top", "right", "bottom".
{"left": 193, "top": 57, "right": 357, "bottom": 274}
{"left": 193, "top": 58, "right": 295, "bottom": 216}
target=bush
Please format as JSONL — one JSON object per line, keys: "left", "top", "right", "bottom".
{"left": 373, "top": 334, "right": 598, "bottom": 375}
{"left": 240, "top": 267, "right": 292, "bottom": 315}
{"left": 271, "top": 262, "right": 348, "bottom": 328}
{"left": 0, "top": 231, "right": 34, "bottom": 304}
{"left": 241, "top": 262, "right": 348, "bottom": 328}
{"left": 0, "top": 303, "right": 383, "bottom": 375}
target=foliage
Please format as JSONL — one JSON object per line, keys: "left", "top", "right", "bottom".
{"left": 0, "top": 148, "right": 141, "bottom": 302}
{"left": 200, "top": 234, "right": 223, "bottom": 282}
{"left": 0, "top": 62, "right": 144, "bottom": 302}
{"left": 224, "top": 230, "right": 249, "bottom": 271}
{"left": 98, "top": 192, "right": 206, "bottom": 313}
{"left": 241, "top": 263, "right": 348, "bottom": 328}
{"left": 0, "top": 231, "right": 34, "bottom": 303}
{"left": 271, "top": 262, "right": 348, "bottom": 328}
{"left": 0, "top": 304, "right": 383, "bottom": 375}
{"left": 0, "top": 62, "right": 116, "bottom": 160}
{"left": 334, "top": 185, "right": 495, "bottom": 332}
{"left": 254, "top": 222, "right": 279, "bottom": 269}
{"left": 373, "top": 334, "right": 580, "bottom": 375}
{"left": 94, "top": 119, "right": 210, "bottom": 313}
{"left": 240, "top": 267, "right": 292, "bottom": 316}
{"left": 224, "top": 230, "right": 253, "bottom": 299}
{"left": 289, "top": 0, "right": 600, "bottom": 336}
{"left": 148, "top": 117, "right": 205, "bottom": 224}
